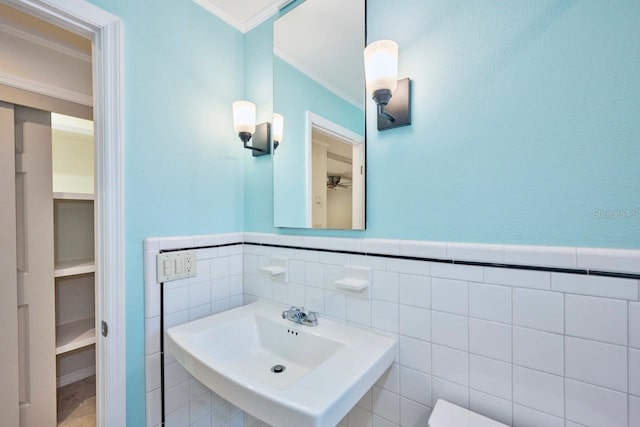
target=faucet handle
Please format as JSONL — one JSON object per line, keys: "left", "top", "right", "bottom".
{"left": 282, "top": 306, "right": 303, "bottom": 319}
{"left": 302, "top": 311, "right": 319, "bottom": 326}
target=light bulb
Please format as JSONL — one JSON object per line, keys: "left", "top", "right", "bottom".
{"left": 232, "top": 101, "right": 256, "bottom": 134}
{"left": 364, "top": 40, "right": 398, "bottom": 95}
{"left": 273, "top": 113, "right": 284, "bottom": 144}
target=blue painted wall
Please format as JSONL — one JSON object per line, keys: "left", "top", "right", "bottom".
{"left": 246, "top": 0, "right": 640, "bottom": 248}
{"left": 87, "top": 1, "right": 245, "bottom": 425}
{"left": 244, "top": 16, "right": 276, "bottom": 232}
{"left": 272, "top": 57, "right": 365, "bottom": 227}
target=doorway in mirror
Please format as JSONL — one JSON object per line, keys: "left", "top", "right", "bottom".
{"left": 309, "top": 114, "right": 364, "bottom": 229}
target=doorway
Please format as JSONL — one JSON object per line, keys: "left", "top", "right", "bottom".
{"left": 306, "top": 111, "right": 365, "bottom": 230}
{"left": 0, "top": 1, "right": 124, "bottom": 426}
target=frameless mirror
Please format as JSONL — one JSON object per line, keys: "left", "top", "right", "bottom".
{"left": 273, "top": 0, "right": 366, "bottom": 230}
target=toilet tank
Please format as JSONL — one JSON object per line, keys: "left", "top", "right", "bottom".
{"left": 428, "top": 399, "right": 509, "bottom": 427}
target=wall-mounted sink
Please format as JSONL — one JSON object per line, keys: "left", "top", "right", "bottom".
{"left": 167, "top": 301, "right": 397, "bottom": 427}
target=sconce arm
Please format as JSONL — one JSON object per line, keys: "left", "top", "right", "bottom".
{"left": 377, "top": 104, "right": 396, "bottom": 122}
{"left": 237, "top": 122, "right": 270, "bottom": 157}
{"left": 243, "top": 139, "right": 268, "bottom": 153}
{"left": 372, "top": 89, "right": 396, "bottom": 122}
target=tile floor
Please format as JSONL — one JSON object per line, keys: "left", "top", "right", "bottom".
{"left": 57, "top": 376, "right": 96, "bottom": 427}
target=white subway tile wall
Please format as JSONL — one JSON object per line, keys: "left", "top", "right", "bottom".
{"left": 146, "top": 239, "right": 245, "bottom": 427}
{"left": 144, "top": 234, "right": 640, "bottom": 427}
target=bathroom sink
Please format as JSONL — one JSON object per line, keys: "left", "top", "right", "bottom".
{"left": 167, "top": 301, "right": 397, "bottom": 427}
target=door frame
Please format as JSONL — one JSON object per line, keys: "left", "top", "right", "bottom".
{"left": 305, "top": 111, "right": 364, "bottom": 228}
{"left": 4, "top": 0, "right": 126, "bottom": 425}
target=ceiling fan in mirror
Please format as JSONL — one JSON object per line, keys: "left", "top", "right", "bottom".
{"left": 327, "top": 175, "right": 352, "bottom": 190}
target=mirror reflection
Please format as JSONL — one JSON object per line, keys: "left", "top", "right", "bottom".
{"left": 273, "top": 0, "right": 366, "bottom": 230}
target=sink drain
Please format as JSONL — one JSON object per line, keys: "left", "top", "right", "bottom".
{"left": 271, "top": 364, "right": 286, "bottom": 374}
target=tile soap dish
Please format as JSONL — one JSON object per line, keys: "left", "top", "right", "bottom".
{"left": 258, "top": 256, "right": 288, "bottom": 282}
{"left": 334, "top": 265, "right": 371, "bottom": 298}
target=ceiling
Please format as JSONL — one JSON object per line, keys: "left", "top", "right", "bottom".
{"left": 274, "top": 0, "right": 365, "bottom": 108}
{"left": 193, "top": 0, "right": 291, "bottom": 33}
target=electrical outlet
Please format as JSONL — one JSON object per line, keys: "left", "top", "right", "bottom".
{"left": 157, "top": 250, "right": 197, "bottom": 282}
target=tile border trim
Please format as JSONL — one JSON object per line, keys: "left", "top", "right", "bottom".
{"left": 153, "top": 238, "right": 640, "bottom": 280}
{"left": 242, "top": 242, "right": 640, "bottom": 280}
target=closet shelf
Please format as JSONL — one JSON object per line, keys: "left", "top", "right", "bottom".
{"left": 53, "top": 192, "right": 94, "bottom": 201}
{"left": 56, "top": 317, "right": 96, "bottom": 355}
{"left": 54, "top": 258, "right": 95, "bottom": 277}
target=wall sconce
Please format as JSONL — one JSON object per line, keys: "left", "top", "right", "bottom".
{"left": 364, "top": 40, "right": 412, "bottom": 131}
{"left": 272, "top": 113, "right": 284, "bottom": 151}
{"left": 232, "top": 100, "right": 270, "bottom": 157}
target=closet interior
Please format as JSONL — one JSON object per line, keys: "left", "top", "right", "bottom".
{"left": 52, "top": 113, "right": 96, "bottom": 426}
{"left": 0, "top": 3, "right": 97, "bottom": 425}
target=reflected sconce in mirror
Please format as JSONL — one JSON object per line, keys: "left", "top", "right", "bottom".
{"left": 364, "top": 40, "right": 412, "bottom": 131}
{"left": 272, "top": 113, "right": 284, "bottom": 151}
{"left": 232, "top": 100, "right": 271, "bottom": 157}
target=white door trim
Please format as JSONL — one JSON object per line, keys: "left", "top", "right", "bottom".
{"left": 351, "top": 143, "right": 365, "bottom": 229}
{"left": 5, "top": 1, "right": 126, "bottom": 426}
{"left": 305, "top": 111, "right": 364, "bottom": 229}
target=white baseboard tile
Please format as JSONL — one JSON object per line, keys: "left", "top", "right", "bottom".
{"left": 158, "top": 236, "right": 196, "bottom": 251}
{"left": 399, "top": 240, "right": 447, "bottom": 259}
{"left": 504, "top": 245, "right": 577, "bottom": 269}
{"left": 193, "top": 233, "right": 225, "bottom": 247}
{"left": 363, "top": 238, "right": 401, "bottom": 256}
{"left": 577, "top": 247, "right": 640, "bottom": 274}
{"left": 446, "top": 242, "right": 504, "bottom": 264}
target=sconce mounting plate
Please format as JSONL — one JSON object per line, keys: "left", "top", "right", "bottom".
{"left": 250, "top": 122, "right": 271, "bottom": 157}
{"left": 377, "top": 78, "right": 411, "bottom": 131}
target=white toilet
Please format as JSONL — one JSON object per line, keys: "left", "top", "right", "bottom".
{"left": 428, "top": 399, "right": 509, "bottom": 427}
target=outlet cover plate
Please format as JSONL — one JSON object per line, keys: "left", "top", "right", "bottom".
{"left": 157, "top": 250, "right": 197, "bottom": 282}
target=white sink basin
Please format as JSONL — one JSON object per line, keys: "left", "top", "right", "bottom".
{"left": 166, "top": 301, "right": 397, "bottom": 427}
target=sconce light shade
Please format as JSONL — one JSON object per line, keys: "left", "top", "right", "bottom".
{"left": 364, "top": 40, "right": 411, "bottom": 131}
{"left": 272, "top": 113, "right": 284, "bottom": 150}
{"left": 364, "top": 40, "right": 398, "bottom": 95}
{"left": 232, "top": 101, "right": 256, "bottom": 136}
{"left": 231, "top": 101, "right": 270, "bottom": 156}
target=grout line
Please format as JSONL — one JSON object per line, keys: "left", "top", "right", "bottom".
{"left": 563, "top": 291, "right": 568, "bottom": 421}
{"left": 467, "top": 384, "right": 512, "bottom": 403}
{"left": 511, "top": 286, "right": 515, "bottom": 426}
{"left": 160, "top": 281, "right": 165, "bottom": 426}
{"left": 512, "top": 401, "right": 565, "bottom": 422}
{"left": 466, "top": 280, "right": 471, "bottom": 409}
{"left": 430, "top": 280, "right": 434, "bottom": 408}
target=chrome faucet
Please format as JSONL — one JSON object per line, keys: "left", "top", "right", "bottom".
{"left": 281, "top": 306, "right": 318, "bottom": 327}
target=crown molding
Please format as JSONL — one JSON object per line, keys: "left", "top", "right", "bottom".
{"left": 274, "top": 48, "right": 365, "bottom": 110}
{"left": 193, "top": 0, "right": 242, "bottom": 31}
{"left": 242, "top": 0, "right": 289, "bottom": 32}
{"left": 193, "top": 0, "right": 289, "bottom": 33}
